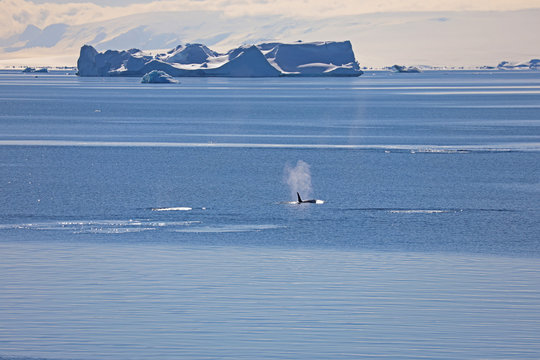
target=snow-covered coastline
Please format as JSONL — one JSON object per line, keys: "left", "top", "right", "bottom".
{"left": 77, "top": 41, "right": 363, "bottom": 77}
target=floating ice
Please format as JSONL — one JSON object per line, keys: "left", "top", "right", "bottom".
{"left": 391, "top": 64, "right": 421, "bottom": 73}
{"left": 497, "top": 59, "right": 540, "bottom": 70}
{"left": 77, "top": 41, "right": 363, "bottom": 77}
{"left": 22, "top": 67, "right": 48, "bottom": 73}
{"left": 141, "top": 70, "right": 179, "bottom": 83}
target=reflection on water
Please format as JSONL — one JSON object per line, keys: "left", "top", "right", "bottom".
{"left": 1, "top": 242, "right": 539, "bottom": 360}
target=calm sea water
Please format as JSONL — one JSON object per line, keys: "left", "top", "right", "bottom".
{"left": 0, "top": 70, "right": 539, "bottom": 359}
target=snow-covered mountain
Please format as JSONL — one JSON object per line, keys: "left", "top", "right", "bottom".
{"left": 1, "top": 9, "right": 539, "bottom": 68}
{"left": 77, "top": 41, "right": 362, "bottom": 77}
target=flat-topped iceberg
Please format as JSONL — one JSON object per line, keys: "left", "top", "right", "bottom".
{"left": 77, "top": 41, "right": 362, "bottom": 77}
{"left": 141, "top": 70, "right": 179, "bottom": 83}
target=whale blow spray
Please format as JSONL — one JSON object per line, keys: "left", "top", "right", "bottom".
{"left": 284, "top": 160, "right": 313, "bottom": 201}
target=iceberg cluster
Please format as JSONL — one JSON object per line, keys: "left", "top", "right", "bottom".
{"left": 77, "top": 41, "right": 362, "bottom": 77}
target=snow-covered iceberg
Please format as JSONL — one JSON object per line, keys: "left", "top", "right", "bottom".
{"left": 77, "top": 41, "right": 362, "bottom": 77}
{"left": 497, "top": 59, "right": 540, "bottom": 70}
{"left": 22, "top": 67, "right": 48, "bottom": 73}
{"left": 141, "top": 70, "right": 179, "bottom": 83}
{"left": 390, "top": 64, "right": 421, "bottom": 73}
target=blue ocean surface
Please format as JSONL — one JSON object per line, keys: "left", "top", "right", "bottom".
{"left": 0, "top": 70, "right": 539, "bottom": 359}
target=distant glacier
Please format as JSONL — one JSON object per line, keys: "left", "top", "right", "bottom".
{"left": 77, "top": 41, "right": 363, "bottom": 77}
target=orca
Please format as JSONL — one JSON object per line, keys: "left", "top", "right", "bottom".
{"left": 297, "top": 192, "right": 317, "bottom": 204}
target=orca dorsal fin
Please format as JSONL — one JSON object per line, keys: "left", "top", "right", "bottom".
{"left": 297, "top": 192, "right": 302, "bottom": 203}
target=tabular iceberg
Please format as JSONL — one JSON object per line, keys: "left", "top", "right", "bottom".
{"left": 77, "top": 41, "right": 362, "bottom": 77}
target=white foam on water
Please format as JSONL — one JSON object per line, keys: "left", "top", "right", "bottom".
{"left": 79, "top": 227, "right": 156, "bottom": 234}
{"left": 152, "top": 207, "right": 193, "bottom": 211}
{"left": 0, "top": 219, "right": 201, "bottom": 233}
{"left": 174, "top": 224, "right": 283, "bottom": 233}
{"left": 146, "top": 221, "right": 200, "bottom": 227}
{"left": 279, "top": 200, "right": 325, "bottom": 205}
{"left": 389, "top": 210, "right": 449, "bottom": 214}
